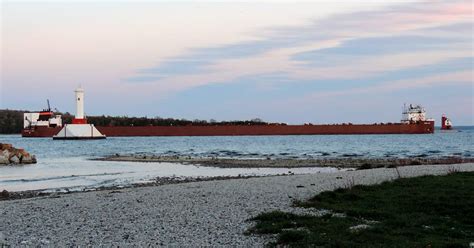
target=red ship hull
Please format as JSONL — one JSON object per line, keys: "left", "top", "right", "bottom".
{"left": 22, "top": 126, "right": 62, "bottom": 137}
{"left": 22, "top": 121, "right": 434, "bottom": 137}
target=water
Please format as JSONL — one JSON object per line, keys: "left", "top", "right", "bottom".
{"left": 1, "top": 127, "right": 472, "bottom": 192}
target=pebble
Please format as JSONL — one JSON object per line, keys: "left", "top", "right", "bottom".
{"left": 0, "top": 163, "right": 472, "bottom": 246}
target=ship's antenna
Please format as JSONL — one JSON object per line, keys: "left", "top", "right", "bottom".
{"left": 47, "top": 99, "right": 51, "bottom": 112}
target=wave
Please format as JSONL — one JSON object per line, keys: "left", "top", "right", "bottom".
{"left": 1, "top": 172, "right": 128, "bottom": 183}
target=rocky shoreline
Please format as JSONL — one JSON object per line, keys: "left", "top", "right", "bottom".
{"left": 94, "top": 154, "right": 474, "bottom": 169}
{"left": 0, "top": 143, "right": 36, "bottom": 165}
{"left": 1, "top": 163, "right": 473, "bottom": 246}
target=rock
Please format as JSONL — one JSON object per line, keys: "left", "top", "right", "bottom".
{"left": 9, "top": 155, "right": 20, "bottom": 164}
{"left": 0, "top": 143, "right": 12, "bottom": 150}
{"left": 0, "top": 190, "right": 9, "bottom": 199}
{"left": 0, "top": 143, "right": 37, "bottom": 165}
{"left": 2, "top": 149, "right": 10, "bottom": 157}
{"left": 0, "top": 154, "right": 9, "bottom": 164}
{"left": 21, "top": 154, "right": 37, "bottom": 164}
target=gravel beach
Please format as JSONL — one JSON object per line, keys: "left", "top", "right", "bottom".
{"left": 1, "top": 163, "right": 473, "bottom": 246}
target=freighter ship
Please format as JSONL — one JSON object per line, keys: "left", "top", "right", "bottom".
{"left": 22, "top": 88, "right": 435, "bottom": 138}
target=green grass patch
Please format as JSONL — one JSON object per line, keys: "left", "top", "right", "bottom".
{"left": 248, "top": 172, "right": 474, "bottom": 247}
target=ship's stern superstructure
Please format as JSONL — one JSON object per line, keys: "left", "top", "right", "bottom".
{"left": 441, "top": 114, "right": 453, "bottom": 130}
{"left": 22, "top": 101, "right": 63, "bottom": 137}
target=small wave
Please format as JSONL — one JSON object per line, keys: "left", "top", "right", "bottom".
{"left": 1, "top": 172, "right": 127, "bottom": 183}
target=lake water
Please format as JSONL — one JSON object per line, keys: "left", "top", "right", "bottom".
{"left": 0, "top": 127, "right": 472, "bottom": 192}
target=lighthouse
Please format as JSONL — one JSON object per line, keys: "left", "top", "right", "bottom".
{"left": 53, "top": 86, "right": 106, "bottom": 140}
{"left": 72, "top": 87, "right": 87, "bottom": 124}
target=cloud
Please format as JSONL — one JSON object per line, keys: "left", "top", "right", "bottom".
{"left": 292, "top": 35, "right": 469, "bottom": 62}
{"left": 137, "top": 59, "right": 214, "bottom": 77}
{"left": 126, "top": 0, "right": 472, "bottom": 98}
{"left": 156, "top": 55, "right": 472, "bottom": 124}
{"left": 126, "top": 75, "right": 165, "bottom": 83}
{"left": 302, "top": 70, "right": 472, "bottom": 101}
{"left": 4, "top": 1, "right": 472, "bottom": 124}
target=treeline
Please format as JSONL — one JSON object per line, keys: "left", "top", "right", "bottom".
{"left": 85, "top": 115, "right": 270, "bottom": 127}
{"left": 0, "top": 109, "right": 277, "bottom": 134}
{"left": 0, "top": 109, "right": 25, "bottom": 134}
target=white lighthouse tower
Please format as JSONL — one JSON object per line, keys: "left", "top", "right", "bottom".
{"left": 53, "top": 86, "right": 105, "bottom": 140}
{"left": 74, "top": 87, "right": 85, "bottom": 122}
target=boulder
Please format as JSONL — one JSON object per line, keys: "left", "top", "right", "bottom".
{"left": 9, "top": 155, "right": 20, "bottom": 164}
{"left": 0, "top": 154, "right": 8, "bottom": 164}
{"left": 0, "top": 190, "right": 9, "bottom": 199}
{"left": 21, "top": 154, "right": 37, "bottom": 164}
{"left": 0, "top": 143, "right": 37, "bottom": 165}
{"left": 0, "top": 143, "right": 12, "bottom": 150}
{"left": 0, "top": 150, "right": 10, "bottom": 165}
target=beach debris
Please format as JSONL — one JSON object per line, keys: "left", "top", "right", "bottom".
{"left": 0, "top": 143, "right": 37, "bottom": 165}
{"left": 349, "top": 224, "right": 371, "bottom": 233}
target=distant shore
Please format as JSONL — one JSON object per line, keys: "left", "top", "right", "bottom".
{"left": 93, "top": 154, "right": 474, "bottom": 169}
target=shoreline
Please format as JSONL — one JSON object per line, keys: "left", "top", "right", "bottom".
{"left": 0, "top": 174, "right": 266, "bottom": 201}
{"left": 2, "top": 157, "right": 472, "bottom": 201}
{"left": 1, "top": 163, "right": 473, "bottom": 246}
{"left": 93, "top": 154, "right": 474, "bottom": 168}
{"left": 3, "top": 156, "right": 473, "bottom": 201}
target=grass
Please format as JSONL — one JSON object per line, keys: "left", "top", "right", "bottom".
{"left": 248, "top": 172, "right": 474, "bottom": 247}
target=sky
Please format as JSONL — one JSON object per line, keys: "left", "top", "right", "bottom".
{"left": 1, "top": 0, "right": 473, "bottom": 125}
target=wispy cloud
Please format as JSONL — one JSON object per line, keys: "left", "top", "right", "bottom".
{"left": 300, "top": 70, "right": 472, "bottom": 101}
{"left": 126, "top": 0, "right": 472, "bottom": 99}
{"left": 4, "top": 1, "right": 471, "bottom": 123}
